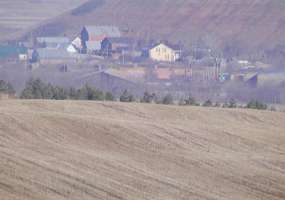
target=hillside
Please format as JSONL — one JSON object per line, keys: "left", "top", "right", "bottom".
{"left": 0, "top": 0, "right": 87, "bottom": 42}
{"left": 0, "top": 100, "right": 285, "bottom": 200}
{"left": 30, "top": 0, "right": 285, "bottom": 52}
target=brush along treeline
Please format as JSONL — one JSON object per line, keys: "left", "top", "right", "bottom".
{"left": 0, "top": 78, "right": 274, "bottom": 111}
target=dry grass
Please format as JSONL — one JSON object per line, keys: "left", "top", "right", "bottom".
{"left": 0, "top": 0, "right": 86, "bottom": 41}
{"left": 48, "top": 0, "right": 285, "bottom": 49}
{"left": 0, "top": 100, "right": 285, "bottom": 200}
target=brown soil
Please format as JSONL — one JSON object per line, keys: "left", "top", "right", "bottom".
{"left": 0, "top": 100, "right": 285, "bottom": 200}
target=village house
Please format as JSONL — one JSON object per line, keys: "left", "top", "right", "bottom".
{"left": 101, "top": 37, "right": 134, "bottom": 58}
{"left": 27, "top": 48, "right": 84, "bottom": 66}
{"left": 75, "top": 25, "right": 121, "bottom": 54}
{"left": 36, "top": 37, "right": 70, "bottom": 49}
{"left": 35, "top": 36, "right": 78, "bottom": 54}
{"left": 149, "top": 43, "right": 182, "bottom": 62}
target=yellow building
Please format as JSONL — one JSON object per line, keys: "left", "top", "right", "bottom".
{"left": 149, "top": 43, "right": 182, "bottom": 62}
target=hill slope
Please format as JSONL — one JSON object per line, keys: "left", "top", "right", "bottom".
{"left": 33, "top": 0, "right": 285, "bottom": 52}
{"left": 0, "top": 0, "right": 87, "bottom": 42}
{"left": 0, "top": 100, "right": 285, "bottom": 200}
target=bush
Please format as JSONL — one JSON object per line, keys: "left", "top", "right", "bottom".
{"left": 228, "top": 98, "right": 237, "bottom": 108}
{"left": 51, "top": 86, "right": 68, "bottom": 100}
{"left": 223, "top": 99, "right": 237, "bottom": 108}
{"left": 203, "top": 100, "right": 212, "bottom": 107}
{"left": 68, "top": 87, "right": 78, "bottom": 100}
{"left": 141, "top": 92, "right": 156, "bottom": 103}
{"left": 120, "top": 90, "right": 135, "bottom": 102}
{"left": 162, "top": 94, "right": 174, "bottom": 105}
{"left": 214, "top": 102, "right": 221, "bottom": 107}
{"left": 0, "top": 80, "right": 15, "bottom": 95}
{"left": 20, "top": 78, "right": 47, "bottom": 99}
{"left": 270, "top": 106, "right": 277, "bottom": 112}
{"left": 186, "top": 96, "right": 199, "bottom": 106}
{"left": 105, "top": 92, "right": 114, "bottom": 101}
{"left": 180, "top": 96, "right": 200, "bottom": 106}
{"left": 20, "top": 79, "right": 112, "bottom": 101}
{"left": 246, "top": 100, "right": 268, "bottom": 110}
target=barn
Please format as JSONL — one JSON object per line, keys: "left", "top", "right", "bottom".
{"left": 79, "top": 26, "right": 121, "bottom": 53}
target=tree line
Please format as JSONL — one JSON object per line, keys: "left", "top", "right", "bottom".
{"left": 0, "top": 78, "right": 276, "bottom": 111}
{"left": 20, "top": 78, "right": 114, "bottom": 101}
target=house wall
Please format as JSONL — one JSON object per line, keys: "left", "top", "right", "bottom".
{"left": 190, "top": 67, "right": 218, "bottom": 82}
{"left": 149, "top": 44, "right": 180, "bottom": 62}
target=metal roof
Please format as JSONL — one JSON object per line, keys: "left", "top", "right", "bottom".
{"left": 86, "top": 41, "right": 101, "bottom": 51}
{"left": 104, "top": 37, "right": 133, "bottom": 44}
{"left": 84, "top": 26, "right": 121, "bottom": 40}
{"left": 36, "top": 49, "right": 76, "bottom": 59}
{"left": 37, "top": 37, "right": 70, "bottom": 44}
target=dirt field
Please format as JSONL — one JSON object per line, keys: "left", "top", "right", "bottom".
{"left": 0, "top": 100, "right": 285, "bottom": 200}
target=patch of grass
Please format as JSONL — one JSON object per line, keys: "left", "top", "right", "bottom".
{"left": 71, "top": 0, "right": 105, "bottom": 16}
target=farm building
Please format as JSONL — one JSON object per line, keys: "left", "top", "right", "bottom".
{"left": 149, "top": 43, "right": 182, "bottom": 62}
{"left": 29, "top": 48, "right": 83, "bottom": 65}
{"left": 230, "top": 73, "right": 258, "bottom": 87}
{"left": 86, "top": 41, "right": 101, "bottom": 54}
{"left": 36, "top": 37, "right": 70, "bottom": 49}
{"left": 82, "top": 70, "right": 142, "bottom": 96}
{"left": 79, "top": 26, "right": 121, "bottom": 53}
{"left": 244, "top": 73, "right": 258, "bottom": 88}
{"left": 101, "top": 37, "right": 134, "bottom": 56}
{"left": 81, "top": 26, "right": 121, "bottom": 41}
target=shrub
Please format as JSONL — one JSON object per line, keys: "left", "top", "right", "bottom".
{"left": 20, "top": 78, "right": 46, "bottom": 99}
{"left": 180, "top": 96, "right": 200, "bottom": 106}
{"left": 120, "top": 90, "right": 135, "bottom": 102}
{"left": 185, "top": 96, "right": 199, "bottom": 106}
{"left": 0, "top": 80, "right": 15, "bottom": 95}
{"left": 141, "top": 92, "right": 156, "bottom": 103}
{"left": 75, "top": 85, "right": 105, "bottom": 101}
{"left": 20, "top": 79, "right": 111, "bottom": 101}
{"left": 228, "top": 98, "right": 237, "bottom": 108}
{"left": 214, "top": 102, "right": 221, "bottom": 107}
{"left": 68, "top": 87, "right": 78, "bottom": 100}
{"left": 105, "top": 92, "right": 114, "bottom": 101}
{"left": 270, "top": 106, "right": 277, "bottom": 112}
{"left": 51, "top": 86, "right": 68, "bottom": 100}
{"left": 203, "top": 100, "right": 212, "bottom": 107}
{"left": 162, "top": 94, "right": 174, "bottom": 105}
{"left": 246, "top": 100, "right": 268, "bottom": 110}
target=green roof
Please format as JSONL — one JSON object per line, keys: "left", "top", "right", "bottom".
{"left": 0, "top": 45, "right": 27, "bottom": 59}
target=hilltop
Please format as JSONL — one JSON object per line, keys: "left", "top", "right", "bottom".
{"left": 0, "top": 100, "right": 285, "bottom": 200}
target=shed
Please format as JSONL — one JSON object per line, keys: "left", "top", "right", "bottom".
{"left": 101, "top": 37, "right": 133, "bottom": 52}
